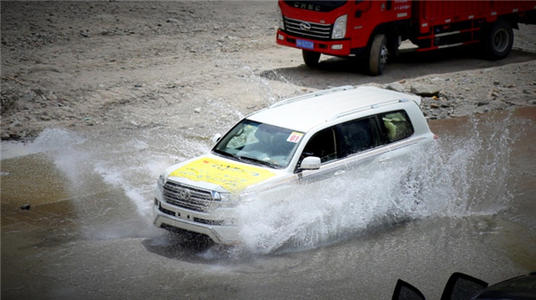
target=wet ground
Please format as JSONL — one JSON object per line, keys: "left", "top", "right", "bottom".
{"left": 1, "top": 107, "right": 535, "bottom": 299}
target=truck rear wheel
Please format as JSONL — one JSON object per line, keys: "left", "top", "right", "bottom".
{"left": 484, "top": 20, "right": 513, "bottom": 60}
{"left": 302, "top": 50, "right": 320, "bottom": 68}
{"left": 369, "top": 34, "right": 388, "bottom": 75}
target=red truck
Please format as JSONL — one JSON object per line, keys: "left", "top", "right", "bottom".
{"left": 276, "top": 0, "right": 536, "bottom": 75}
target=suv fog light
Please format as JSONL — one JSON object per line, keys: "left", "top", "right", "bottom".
{"left": 331, "top": 44, "right": 343, "bottom": 50}
{"left": 278, "top": 34, "right": 284, "bottom": 40}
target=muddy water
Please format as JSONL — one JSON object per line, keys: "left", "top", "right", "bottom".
{"left": 1, "top": 107, "right": 535, "bottom": 299}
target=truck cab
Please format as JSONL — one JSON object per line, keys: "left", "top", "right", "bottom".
{"left": 276, "top": 0, "right": 536, "bottom": 75}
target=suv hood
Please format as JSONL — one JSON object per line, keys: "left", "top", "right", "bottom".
{"left": 167, "top": 155, "right": 276, "bottom": 193}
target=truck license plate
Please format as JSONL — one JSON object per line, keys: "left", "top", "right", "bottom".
{"left": 296, "top": 39, "right": 314, "bottom": 49}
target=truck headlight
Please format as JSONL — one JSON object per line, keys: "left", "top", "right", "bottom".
{"left": 277, "top": 6, "right": 284, "bottom": 30}
{"left": 332, "top": 14, "right": 347, "bottom": 39}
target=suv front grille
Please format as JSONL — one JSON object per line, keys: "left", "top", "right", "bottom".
{"left": 163, "top": 181, "right": 215, "bottom": 212}
{"left": 284, "top": 17, "right": 332, "bottom": 40}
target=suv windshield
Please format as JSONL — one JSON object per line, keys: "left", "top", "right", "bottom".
{"left": 213, "top": 119, "right": 303, "bottom": 169}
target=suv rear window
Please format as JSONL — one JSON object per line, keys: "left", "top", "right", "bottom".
{"left": 379, "top": 110, "right": 414, "bottom": 142}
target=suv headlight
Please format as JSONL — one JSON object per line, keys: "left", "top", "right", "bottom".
{"left": 157, "top": 174, "right": 166, "bottom": 192}
{"left": 212, "top": 191, "right": 234, "bottom": 202}
{"left": 332, "top": 14, "right": 347, "bottom": 39}
{"left": 277, "top": 6, "right": 284, "bottom": 30}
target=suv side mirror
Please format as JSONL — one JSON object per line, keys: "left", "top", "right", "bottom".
{"left": 300, "top": 156, "right": 321, "bottom": 170}
{"left": 211, "top": 133, "right": 222, "bottom": 144}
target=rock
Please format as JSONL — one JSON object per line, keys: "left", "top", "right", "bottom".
{"left": 410, "top": 83, "right": 440, "bottom": 97}
{"left": 166, "top": 18, "right": 179, "bottom": 24}
{"left": 20, "top": 204, "right": 31, "bottom": 210}
{"left": 493, "top": 81, "right": 500, "bottom": 86}
{"left": 28, "top": 65, "right": 61, "bottom": 73}
{"left": 386, "top": 82, "right": 405, "bottom": 92}
{"left": 80, "top": 31, "right": 89, "bottom": 38}
{"left": 194, "top": 107, "right": 201, "bottom": 114}
{"left": 134, "top": 84, "right": 143, "bottom": 88}
{"left": 430, "top": 103, "right": 440, "bottom": 109}
{"left": 477, "top": 101, "right": 489, "bottom": 107}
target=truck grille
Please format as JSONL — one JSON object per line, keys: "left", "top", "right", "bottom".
{"left": 284, "top": 17, "right": 332, "bottom": 40}
{"left": 163, "top": 181, "right": 215, "bottom": 212}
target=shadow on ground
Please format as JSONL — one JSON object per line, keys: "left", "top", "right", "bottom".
{"left": 260, "top": 48, "right": 536, "bottom": 89}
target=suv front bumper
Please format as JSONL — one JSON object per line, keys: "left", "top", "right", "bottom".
{"left": 153, "top": 197, "right": 239, "bottom": 245}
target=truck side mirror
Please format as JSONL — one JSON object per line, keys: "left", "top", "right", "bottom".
{"left": 300, "top": 156, "right": 321, "bottom": 170}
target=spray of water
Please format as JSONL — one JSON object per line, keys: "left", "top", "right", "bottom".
{"left": 232, "top": 113, "right": 519, "bottom": 253}
{"left": 1, "top": 111, "right": 520, "bottom": 253}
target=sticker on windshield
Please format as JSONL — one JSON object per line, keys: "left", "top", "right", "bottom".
{"left": 287, "top": 132, "right": 303, "bottom": 143}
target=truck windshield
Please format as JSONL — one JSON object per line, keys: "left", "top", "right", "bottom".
{"left": 213, "top": 119, "right": 304, "bottom": 169}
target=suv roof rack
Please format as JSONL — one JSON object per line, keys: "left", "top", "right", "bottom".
{"left": 331, "top": 98, "right": 411, "bottom": 120}
{"left": 269, "top": 85, "right": 355, "bottom": 109}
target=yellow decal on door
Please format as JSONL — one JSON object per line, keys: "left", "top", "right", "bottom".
{"left": 169, "top": 157, "right": 275, "bottom": 193}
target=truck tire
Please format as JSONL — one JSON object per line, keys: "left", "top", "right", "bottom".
{"left": 302, "top": 50, "right": 320, "bottom": 68}
{"left": 484, "top": 20, "right": 513, "bottom": 60}
{"left": 369, "top": 34, "right": 388, "bottom": 75}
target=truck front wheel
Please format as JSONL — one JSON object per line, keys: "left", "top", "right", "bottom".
{"left": 302, "top": 50, "right": 320, "bottom": 68}
{"left": 484, "top": 20, "right": 513, "bottom": 60}
{"left": 369, "top": 34, "right": 388, "bottom": 75}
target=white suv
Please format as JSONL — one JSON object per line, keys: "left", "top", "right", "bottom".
{"left": 153, "top": 85, "right": 435, "bottom": 244}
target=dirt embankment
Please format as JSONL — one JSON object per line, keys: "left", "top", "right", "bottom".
{"left": 1, "top": 1, "right": 535, "bottom": 141}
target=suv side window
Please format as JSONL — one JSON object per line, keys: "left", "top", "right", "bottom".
{"left": 379, "top": 110, "right": 414, "bottom": 142}
{"left": 336, "top": 117, "right": 378, "bottom": 158}
{"left": 301, "top": 127, "right": 337, "bottom": 163}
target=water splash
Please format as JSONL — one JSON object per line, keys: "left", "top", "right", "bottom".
{"left": 1, "top": 128, "right": 85, "bottom": 160}
{"left": 232, "top": 113, "right": 520, "bottom": 253}
{"left": 1, "top": 111, "right": 521, "bottom": 253}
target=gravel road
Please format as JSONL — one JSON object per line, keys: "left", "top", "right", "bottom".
{"left": 1, "top": 1, "right": 535, "bottom": 141}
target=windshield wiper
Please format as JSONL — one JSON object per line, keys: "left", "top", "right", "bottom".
{"left": 213, "top": 150, "right": 280, "bottom": 169}
{"left": 213, "top": 149, "right": 236, "bottom": 159}
{"left": 237, "top": 155, "right": 279, "bottom": 169}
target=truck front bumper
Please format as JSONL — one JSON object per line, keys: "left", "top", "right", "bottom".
{"left": 276, "top": 29, "right": 352, "bottom": 56}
